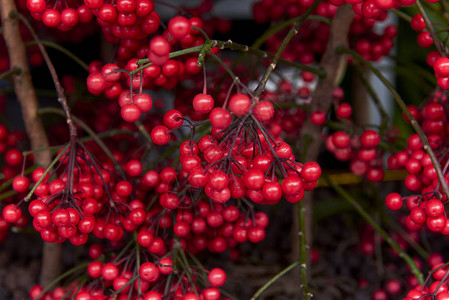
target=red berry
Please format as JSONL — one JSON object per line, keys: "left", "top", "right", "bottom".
{"left": 253, "top": 101, "right": 274, "bottom": 121}
{"left": 209, "top": 107, "right": 232, "bottom": 129}
{"left": 208, "top": 268, "right": 226, "bottom": 287}
{"left": 385, "top": 193, "right": 402, "bottom": 210}
{"left": 168, "top": 16, "right": 190, "bottom": 39}
{"left": 139, "top": 262, "right": 159, "bottom": 282}
{"left": 163, "top": 109, "right": 183, "bottom": 129}
{"left": 121, "top": 104, "right": 141, "bottom": 122}
{"left": 193, "top": 93, "right": 214, "bottom": 114}
{"left": 151, "top": 125, "right": 171, "bottom": 145}
{"left": 3, "top": 204, "right": 22, "bottom": 223}
{"left": 12, "top": 176, "right": 30, "bottom": 193}
{"left": 229, "top": 93, "right": 251, "bottom": 116}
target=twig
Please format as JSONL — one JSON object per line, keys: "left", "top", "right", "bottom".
{"left": 252, "top": 0, "right": 323, "bottom": 100}
{"left": 415, "top": 0, "right": 447, "bottom": 55}
{"left": 295, "top": 6, "right": 355, "bottom": 299}
{"left": 250, "top": 261, "right": 300, "bottom": 300}
{"left": 0, "top": 66, "right": 21, "bottom": 80}
{"left": 352, "top": 63, "right": 390, "bottom": 132}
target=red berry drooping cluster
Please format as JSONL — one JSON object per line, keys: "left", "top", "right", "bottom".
{"left": 26, "top": 0, "right": 93, "bottom": 30}
{"left": 31, "top": 238, "right": 229, "bottom": 300}
{"left": 402, "top": 259, "right": 449, "bottom": 300}
{"left": 385, "top": 91, "right": 449, "bottom": 233}
{"left": 0, "top": 123, "right": 29, "bottom": 243}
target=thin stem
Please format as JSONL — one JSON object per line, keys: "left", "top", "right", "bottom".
{"left": 353, "top": 63, "right": 390, "bottom": 132}
{"left": 36, "top": 262, "right": 89, "bottom": 299}
{"left": 416, "top": 0, "right": 446, "bottom": 55}
{"left": 390, "top": 9, "right": 412, "bottom": 23}
{"left": 25, "top": 40, "right": 89, "bottom": 71}
{"left": 135, "top": 120, "right": 153, "bottom": 148}
{"left": 17, "top": 13, "right": 77, "bottom": 138}
{"left": 250, "top": 261, "right": 300, "bottom": 300}
{"left": 134, "top": 45, "right": 204, "bottom": 74}
{"left": 135, "top": 42, "right": 325, "bottom": 78}
{"left": 25, "top": 144, "right": 70, "bottom": 202}
{"left": 325, "top": 175, "right": 424, "bottom": 285}
{"left": 252, "top": 0, "right": 323, "bottom": 100}
{"left": 207, "top": 50, "right": 237, "bottom": 81}
{"left": 0, "top": 190, "right": 16, "bottom": 201}
{"left": 298, "top": 200, "right": 312, "bottom": 300}
{"left": 338, "top": 46, "right": 449, "bottom": 201}
{"left": 0, "top": 66, "right": 21, "bottom": 80}
{"left": 177, "top": 248, "right": 198, "bottom": 295}
{"left": 252, "top": 15, "right": 330, "bottom": 51}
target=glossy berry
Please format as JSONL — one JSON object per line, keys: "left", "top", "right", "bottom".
{"left": 229, "top": 93, "right": 251, "bottom": 116}
{"left": 12, "top": 176, "right": 30, "bottom": 193}
{"left": 121, "top": 104, "right": 141, "bottom": 122}
{"left": 208, "top": 268, "right": 226, "bottom": 287}
{"left": 151, "top": 125, "right": 171, "bottom": 145}
{"left": 168, "top": 16, "right": 190, "bottom": 39}
{"left": 193, "top": 93, "right": 214, "bottom": 114}
{"left": 385, "top": 193, "right": 402, "bottom": 210}
{"left": 253, "top": 101, "right": 274, "bottom": 121}
{"left": 3, "top": 204, "right": 22, "bottom": 223}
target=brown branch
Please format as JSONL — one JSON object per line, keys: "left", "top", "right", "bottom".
{"left": 0, "top": 0, "right": 63, "bottom": 287}
{"left": 294, "top": 2, "right": 355, "bottom": 288}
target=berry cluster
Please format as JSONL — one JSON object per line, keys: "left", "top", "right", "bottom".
{"left": 253, "top": 0, "right": 397, "bottom": 62}
{"left": 385, "top": 92, "right": 449, "bottom": 233}
{"left": 26, "top": 0, "right": 93, "bottom": 29}
{"left": 30, "top": 239, "right": 229, "bottom": 300}
{"left": 0, "top": 124, "right": 28, "bottom": 243}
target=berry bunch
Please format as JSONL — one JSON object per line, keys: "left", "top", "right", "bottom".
{"left": 253, "top": 0, "right": 397, "bottom": 63}
{"left": 385, "top": 92, "right": 449, "bottom": 233}
{"left": 30, "top": 240, "right": 229, "bottom": 300}
{"left": 26, "top": 0, "right": 93, "bottom": 29}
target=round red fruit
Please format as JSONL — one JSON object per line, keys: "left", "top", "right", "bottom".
{"left": 229, "top": 93, "right": 251, "bottom": 116}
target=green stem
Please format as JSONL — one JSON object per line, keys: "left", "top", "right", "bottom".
{"left": 135, "top": 232, "right": 142, "bottom": 296}
{"left": 25, "top": 143, "right": 70, "bottom": 202}
{"left": 36, "top": 262, "right": 89, "bottom": 299}
{"left": 338, "top": 46, "right": 449, "bottom": 201}
{"left": 177, "top": 248, "right": 198, "bottom": 295}
{"left": 250, "top": 261, "right": 300, "bottom": 300}
{"left": 25, "top": 40, "right": 89, "bottom": 71}
{"left": 298, "top": 200, "right": 312, "bottom": 300}
{"left": 207, "top": 50, "right": 237, "bottom": 81}
{"left": 252, "top": 15, "right": 330, "bottom": 50}
{"left": 134, "top": 45, "right": 204, "bottom": 75}
{"left": 352, "top": 63, "right": 390, "bottom": 132}
{"left": 0, "top": 66, "right": 21, "bottom": 80}
{"left": 134, "top": 120, "right": 153, "bottom": 148}
{"left": 415, "top": 0, "right": 446, "bottom": 55}
{"left": 252, "top": 0, "right": 323, "bottom": 100}
{"left": 0, "top": 190, "right": 16, "bottom": 201}
{"left": 0, "top": 165, "right": 36, "bottom": 193}
{"left": 325, "top": 175, "right": 424, "bottom": 285}
{"left": 135, "top": 41, "right": 325, "bottom": 78}
{"left": 390, "top": 9, "right": 412, "bottom": 23}
{"left": 383, "top": 216, "right": 429, "bottom": 259}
